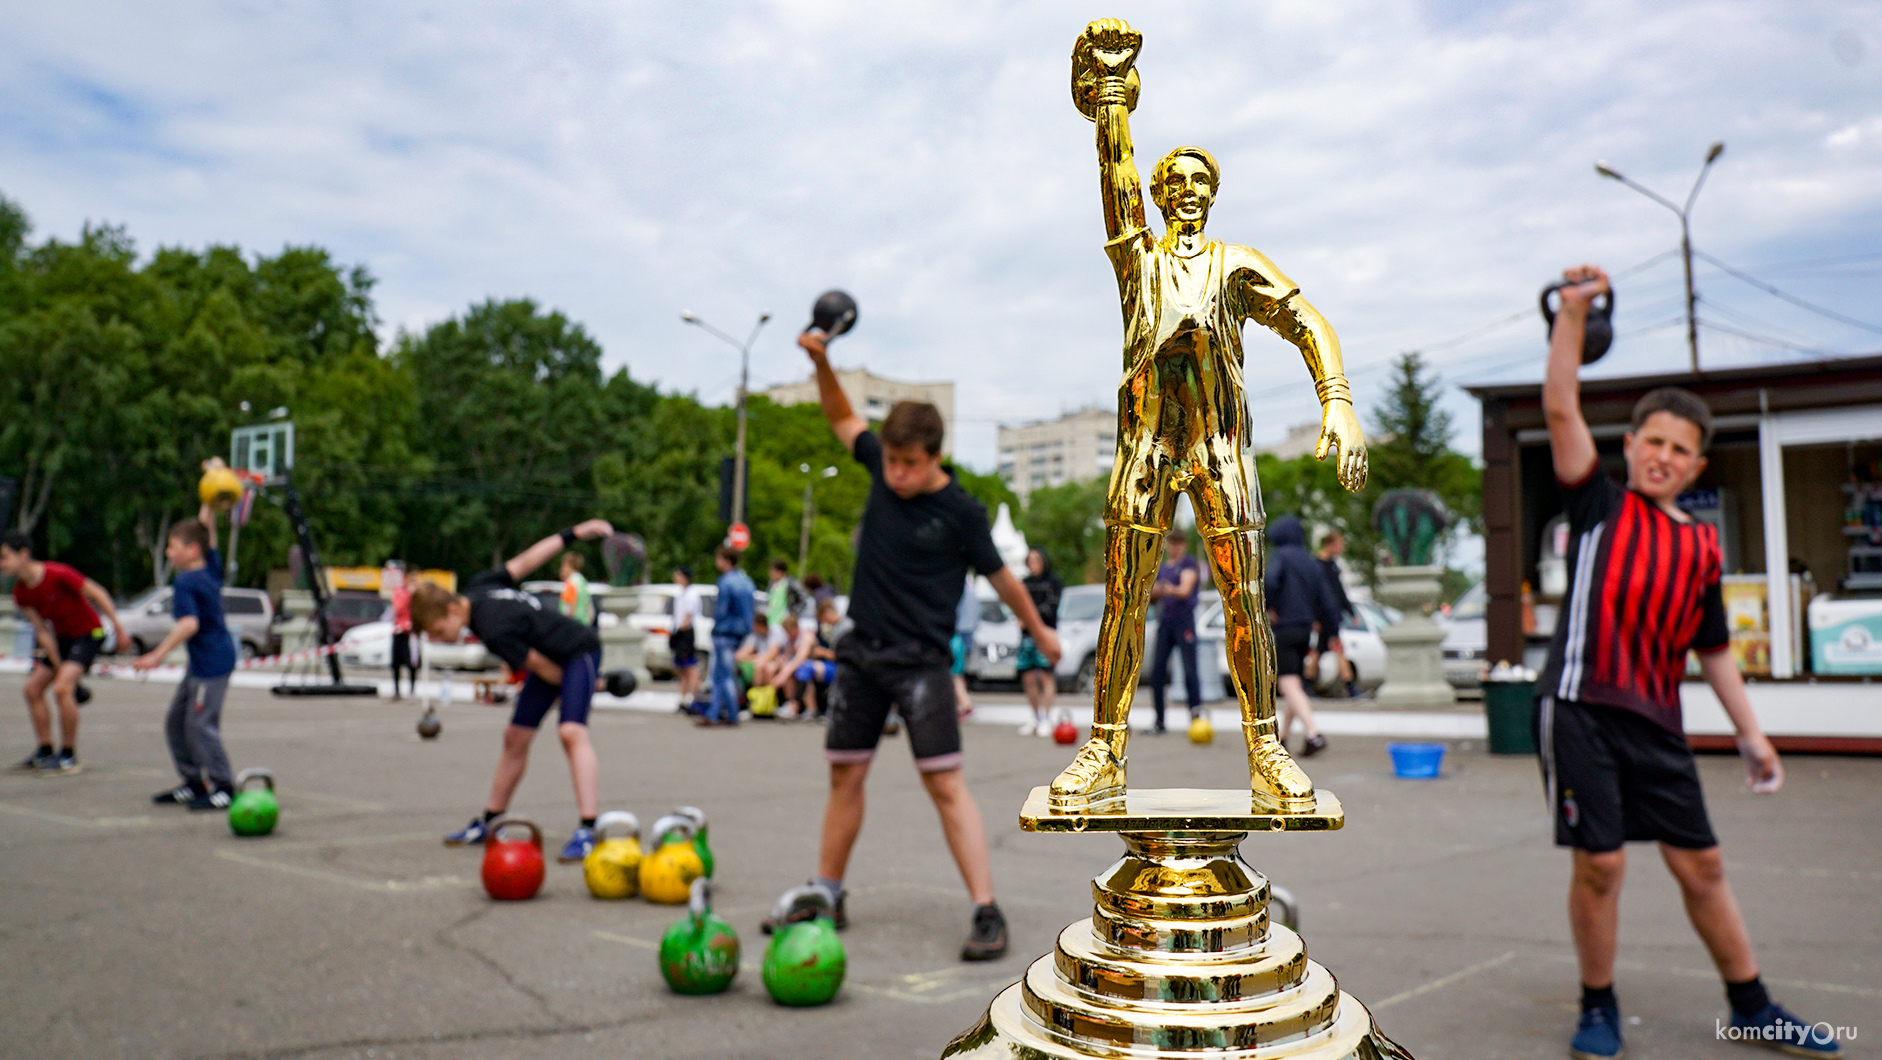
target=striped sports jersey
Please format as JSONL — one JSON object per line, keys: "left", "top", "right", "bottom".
{"left": 1540, "top": 465, "right": 1729, "bottom": 733}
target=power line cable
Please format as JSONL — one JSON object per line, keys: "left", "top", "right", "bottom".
{"left": 1694, "top": 250, "right": 1882, "bottom": 335}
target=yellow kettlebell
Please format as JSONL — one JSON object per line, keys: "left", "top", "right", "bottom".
{"left": 582, "top": 811, "right": 643, "bottom": 900}
{"left": 639, "top": 814, "right": 704, "bottom": 904}
{"left": 1188, "top": 712, "right": 1214, "bottom": 745}
{"left": 198, "top": 465, "right": 243, "bottom": 512}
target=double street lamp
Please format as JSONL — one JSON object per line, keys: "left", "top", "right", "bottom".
{"left": 681, "top": 310, "right": 772, "bottom": 530}
{"left": 1595, "top": 142, "right": 1725, "bottom": 374}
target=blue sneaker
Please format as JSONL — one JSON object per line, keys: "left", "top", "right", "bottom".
{"left": 9, "top": 750, "right": 52, "bottom": 773}
{"left": 443, "top": 817, "right": 490, "bottom": 846}
{"left": 558, "top": 826, "right": 595, "bottom": 863}
{"left": 1570, "top": 1001, "right": 1624, "bottom": 1060}
{"left": 1729, "top": 1003, "right": 1844, "bottom": 1057}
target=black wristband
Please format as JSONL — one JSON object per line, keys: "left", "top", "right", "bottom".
{"left": 559, "top": 527, "right": 578, "bottom": 547}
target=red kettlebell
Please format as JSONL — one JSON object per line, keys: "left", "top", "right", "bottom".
{"left": 1053, "top": 710, "right": 1078, "bottom": 745}
{"left": 481, "top": 819, "right": 546, "bottom": 901}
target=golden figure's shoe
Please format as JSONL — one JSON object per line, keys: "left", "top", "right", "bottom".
{"left": 1245, "top": 728, "right": 1316, "bottom": 813}
{"left": 1047, "top": 739, "right": 1126, "bottom": 811}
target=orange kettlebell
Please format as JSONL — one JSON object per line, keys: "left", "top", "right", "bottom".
{"left": 481, "top": 819, "right": 546, "bottom": 901}
{"left": 1052, "top": 710, "right": 1078, "bottom": 745}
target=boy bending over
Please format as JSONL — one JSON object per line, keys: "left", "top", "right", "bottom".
{"left": 414, "top": 519, "right": 614, "bottom": 863}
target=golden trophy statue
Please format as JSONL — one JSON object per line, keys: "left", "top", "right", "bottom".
{"left": 942, "top": 20, "right": 1410, "bottom": 1059}
{"left": 1045, "top": 17, "right": 1368, "bottom": 816}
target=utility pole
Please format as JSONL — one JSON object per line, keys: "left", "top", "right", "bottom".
{"left": 797, "top": 464, "right": 837, "bottom": 572}
{"left": 682, "top": 311, "right": 772, "bottom": 531}
{"left": 1595, "top": 142, "right": 1724, "bottom": 374}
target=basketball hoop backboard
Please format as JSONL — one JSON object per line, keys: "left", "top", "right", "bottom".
{"left": 231, "top": 422, "right": 294, "bottom": 485}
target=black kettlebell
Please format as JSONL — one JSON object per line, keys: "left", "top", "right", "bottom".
{"left": 1539, "top": 280, "right": 1615, "bottom": 364}
{"left": 605, "top": 670, "right": 638, "bottom": 698}
{"left": 417, "top": 705, "right": 442, "bottom": 739}
{"left": 807, "top": 290, "right": 858, "bottom": 339}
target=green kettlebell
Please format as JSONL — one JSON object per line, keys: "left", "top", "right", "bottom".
{"left": 228, "top": 768, "right": 278, "bottom": 837}
{"left": 659, "top": 878, "right": 741, "bottom": 995}
{"left": 676, "top": 805, "right": 714, "bottom": 878}
{"left": 761, "top": 885, "right": 846, "bottom": 1006}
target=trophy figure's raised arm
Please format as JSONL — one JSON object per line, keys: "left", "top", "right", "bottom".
{"left": 1050, "top": 18, "right": 1370, "bottom": 816}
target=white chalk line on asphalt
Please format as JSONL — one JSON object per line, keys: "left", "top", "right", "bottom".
{"left": 14, "top": 662, "right": 1486, "bottom": 738}
{"left": 1370, "top": 950, "right": 1517, "bottom": 1010}
{"left": 1536, "top": 953, "right": 1880, "bottom": 1000}
{"left": 590, "top": 930, "right": 1017, "bottom": 1004}
{"left": 0, "top": 799, "right": 157, "bottom": 829}
{"left": 216, "top": 848, "right": 473, "bottom": 893}
{"left": 589, "top": 688, "right": 1489, "bottom": 740}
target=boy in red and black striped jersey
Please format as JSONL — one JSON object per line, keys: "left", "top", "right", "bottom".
{"left": 1541, "top": 265, "right": 1839, "bottom": 1058}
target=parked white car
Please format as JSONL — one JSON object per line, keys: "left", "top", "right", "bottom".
{"left": 337, "top": 621, "right": 494, "bottom": 671}
{"left": 634, "top": 583, "right": 718, "bottom": 678}
{"left": 1439, "top": 582, "right": 1487, "bottom": 694}
{"left": 1198, "top": 597, "right": 1394, "bottom": 698}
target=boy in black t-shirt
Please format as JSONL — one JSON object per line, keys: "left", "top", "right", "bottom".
{"left": 775, "top": 328, "right": 1060, "bottom": 962}
{"left": 1542, "top": 265, "right": 1838, "bottom": 1059}
{"left": 412, "top": 519, "right": 613, "bottom": 864}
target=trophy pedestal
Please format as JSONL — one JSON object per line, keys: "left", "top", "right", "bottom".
{"left": 942, "top": 789, "right": 1411, "bottom": 1060}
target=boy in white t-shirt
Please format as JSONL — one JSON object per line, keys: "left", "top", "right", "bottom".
{"left": 670, "top": 566, "right": 704, "bottom": 711}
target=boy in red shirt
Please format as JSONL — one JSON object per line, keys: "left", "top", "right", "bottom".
{"left": 1542, "top": 265, "right": 1839, "bottom": 1058}
{"left": 1, "top": 532, "right": 128, "bottom": 775}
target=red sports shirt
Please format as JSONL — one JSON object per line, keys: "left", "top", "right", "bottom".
{"left": 1540, "top": 467, "right": 1730, "bottom": 733}
{"left": 13, "top": 561, "right": 102, "bottom": 640}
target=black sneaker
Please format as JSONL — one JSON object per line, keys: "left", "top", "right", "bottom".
{"left": 154, "top": 783, "right": 204, "bottom": 805}
{"left": 1302, "top": 734, "right": 1328, "bottom": 758}
{"left": 760, "top": 881, "right": 848, "bottom": 934}
{"left": 10, "top": 750, "right": 53, "bottom": 773}
{"left": 962, "top": 903, "right": 1007, "bottom": 961}
{"left": 42, "top": 750, "right": 80, "bottom": 776}
{"left": 187, "top": 787, "right": 234, "bottom": 811}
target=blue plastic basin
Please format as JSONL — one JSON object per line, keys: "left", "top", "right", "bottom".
{"left": 1387, "top": 742, "right": 1446, "bottom": 779}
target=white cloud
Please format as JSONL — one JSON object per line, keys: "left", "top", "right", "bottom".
{"left": 2, "top": 0, "right": 1879, "bottom": 468}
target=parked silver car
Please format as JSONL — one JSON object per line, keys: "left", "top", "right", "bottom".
{"left": 118, "top": 585, "right": 279, "bottom": 659}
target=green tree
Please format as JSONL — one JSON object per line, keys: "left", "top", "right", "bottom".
{"left": 1366, "top": 351, "right": 1481, "bottom": 565}
{"left": 1019, "top": 477, "right": 1107, "bottom": 583}
{"left": 395, "top": 299, "right": 633, "bottom": 573}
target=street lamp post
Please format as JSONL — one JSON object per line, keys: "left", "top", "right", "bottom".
{"left": 681, "top": 310, "right": 772, "bottom": 532}
{"left": 1595, "top": 142, "right": 1724, "bottom": 374}
{"left": 798, "top": 463, "right": 838, "bottom": 572}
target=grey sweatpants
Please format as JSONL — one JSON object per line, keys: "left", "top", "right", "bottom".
{"left": 165, "top": 673, "right": 233, "bottom": 789}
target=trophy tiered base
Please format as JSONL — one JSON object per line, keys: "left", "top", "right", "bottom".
{"left": 942, "top": 788, "right": 1411, "bottom": 1060}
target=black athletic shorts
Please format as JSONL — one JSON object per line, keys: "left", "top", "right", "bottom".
{"left": 1274, "top": 625, "right": 1313, "bottom": 679}
{"left": 826, "top": 636, "right": 961, "bottom": 773}
{"left": 35, "top": 630, "right": 104, "bottom": 674}
{"left": 669, "top": 627, "right": 697, "bottom": 667}
{"left": 1538, "top": 697, "right": 1717, "bottom": 852}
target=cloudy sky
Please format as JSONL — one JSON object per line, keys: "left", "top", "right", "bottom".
{"left": 4, "top": 1, "right": 1878, "bottom": 470}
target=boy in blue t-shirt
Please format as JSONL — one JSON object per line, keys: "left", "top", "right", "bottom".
{"left": 134, "top": 481, "right": 238, "bottom": 811}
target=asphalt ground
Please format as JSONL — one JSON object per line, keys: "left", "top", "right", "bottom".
{"left": 1, "top": 673, "right": 1875, "bottom": 1060}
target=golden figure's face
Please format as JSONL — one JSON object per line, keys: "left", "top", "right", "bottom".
{"left": 1157, "top": 156, "right": 1214, "bottom": 227}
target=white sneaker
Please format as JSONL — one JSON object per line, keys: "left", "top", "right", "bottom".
{"left": 1036, "top": 719, "right": 1052, "bottom": 737}
{"left": 1017, "top": 720, "right": 1036, "bottom": 736}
